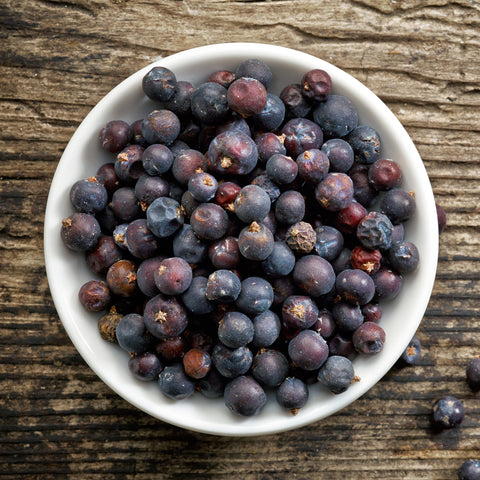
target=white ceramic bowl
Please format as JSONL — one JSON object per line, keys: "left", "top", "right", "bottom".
{"left": 44, "top": 43, "right": 438, "bottom": 436}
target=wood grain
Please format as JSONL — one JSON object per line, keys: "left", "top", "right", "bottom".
{"left": 1, "top": 0, "right": 480, "bottom": 478}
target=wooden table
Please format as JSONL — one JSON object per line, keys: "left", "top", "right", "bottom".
{"left": 2, "top": 1, "right": 479, "bottom": 478}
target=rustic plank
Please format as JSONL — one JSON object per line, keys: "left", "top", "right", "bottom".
{"left": 1, "top": 0, "right": 480, "bottom": 478}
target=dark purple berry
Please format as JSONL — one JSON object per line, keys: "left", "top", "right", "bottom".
{"left": 336, "top": 269, "right": 375, "bottom": 305}
{"left": 387, "top": 240, "right": 420, "bottom": 273}
{"left": 368, "top": 158, "right": 403, "bottom": 190}
{"left": 234, "top": 184, "right": 271, "bottom": 223}
{"left": 346, "top": 125, "right": 382, "bottom": 164}
{"left": 282, "top": 295, "right": 319, "bottom": 330}
{"left": 313, "top": 309, "right": 336, "bottom": 339}
{"left": 335, "top": 200, "right": 367, "bottom": 235}
{"left": 198, "top": 368, "right": 227, "bottom": 399}
{"left": 352, "top": 322, "right": 386, "bottom": 355}
{"left": 349, "top": 163, "right": 377, "bottom": 207}
{"left": 400, "top": 336, "right": 422, "bottom": 365}
{"left": 191, "top": 82, "right": 229, "bottom": 126}
{"left": 142, "top": 143, "right": 174, "bottom": 175}
{"left": 458, "top": 459, "right": 480, "bottom": 480}
{"left": 276, "top": 377, "right": 309, "bottom": 413}
{"left": 314, "top": 225, "right": 344, "bottom": 261}
{"left": 265, "top": 153, "right": 298, "bottom": 185}
{"left": 85, "top": 235, "right": 123, "bottom": 275}
{"left": 281, "top": 118, "right": 323, "bottom": 158}
{"left": 301, "top": 69, "right": 332, "bottom": 101}
{"left": 134, "top": 174, "right": 170, "bottom": 207}
{"left": 224, "top": 375, "right": 266, "bottom": 416}
{"left": 227, "top": 77, "right": 267, "bottom": 117}
{"left": 436, "top": 203, "right": 447, "bottom": 233}
{"left": 96, "top": 162, "right": 120, "bottom": 197}
{"left": 209, "top": 236, "right": 240, "bottom": 269}
{"left": 207, "top": 130, "right": 258, "bottom": 176}
{"left": 171, "top": 148, "right": 208, "bottom": 185}
{"left": 252, "top": 349, "right": 289, "bottom": 387}
{"left": 321, "top": 138, "right": 354, "bottom": 173}
{"left": 466, "top": 358, "right": 480, "bottom": 391}
{"left": 252, "top": 310, "right": 281, "bottom": 347}
{"left": 380, "top": 188, "right": 416, "bottom": 224}
{"left": 142, "top": 66, "right": 177, "bottom": 102}
{"left": 361, "top": 302, "right": 382, "bottom": 323}
{"left": 125, "top": 219, "right": 159, "bottom": 259}
{"left": 111, "top": 187, "right": 141, "bottom": 222}
{"left": 208, "top": 70, "right": 236, "bottom": 88}
{"left": 328, "top": 333, "right": 355, "bottom": 358}
{"left": 115, "top": 144, "right": 145, "bottom": 184}
{"left": 250, "top": 174, "right": 281, "bottom": 203}
{"left": 275, "top": 190, "right": 305, "bottom": 225}
{"left": 332, "top": 302, "right": 364, "bottom": 332}
{"left": 78, "top": 279, "right": 111, "bottom": 312}
{"left": 261, "top": 241, "right": 295, "bottom": 277}
{"left": 271, "top": 277, "right": 296, "bottom": 307}
{"left": 313, "top": 94, "right": 358, "bottom": 138}
{"left": 372, "top": 267, "right": 403, "bottom": 301}
{"left": 292, "top": 255, "right": 335, "bottom": 298}
{"left": 431, "top": 395, "right": 465, "bottom": 429}
{"left": 280, "top": 83, "right": 312, "bottom": 118}
{"left": 158, "top": 363, "right": 195, "bottom": 400}
{"left": 296, "top": 148, "right": 329, "bottom": 183}
{"left": 206, "top": 269, "right": 242, "bottom": 303}
{"left": 288, "top": 330, "right": 329, "bottom": 371}
{"left": 154, "top": 257, "right": 192, "bottom": 296}
{"left": 235, "top": 276, "right": 274, "bottom": 315}
{"left": 160, "top": 80, "right": 194, "bottom": 119}
{"left": 332, "top": 247, "right": 353, "bottom": 275}
{"left": 143, "top": 294, "right": 188, "bottom": 339}
{"left": 70, "top": 177, "right": 108, "bottom": 214}
{"left": 218, "top": 311, "right": 254, "bottom": 348}
{"left": 315, "top": 173, "right": 354, "bottom": 211}
{"left": 128, "top": 352, "right": 163, "bottom": 381}
{"left": 255, "top": 132, "right": 287, "bottom": 165}
{"left": 235, "top": 58, "right": 273, "bottom": 88}
{"left": 190, "top": 203, "right": 229, "bottom": 241}
{"left": 238, "top": 221, "right": 274, "bottom": 261}
{"left": 214, "top": 181, "right": 241, "bottom": 211}
{"left": 250, "top": 93, "right": 285, "bottom": 131}
{"left": 61, "top": 212, "right": 101, "bottom": 252}
{"left": 155, "top": 335, "right": 188, "bottom": 362}
{"left": 212, "top": 344, "right": 253, "bottom": 379}
{"left": 136, "top": 256, "right": 164, "bottom": 297}
{"left": 142, "top": 109, "right": 181, "bottom": 146}
{"left": 188, "top": 172, "right": 218, "bottom": 202}
{"left": 116, "top": 313, "right": 152, "bottom": 354}
{"left": 173, "top": 224, "right": 208, "bottom": 265}
{"left": 317, "top": 355, "right": 355, "bottom": 394}
{"left": 99, "top": 120, "right": 132, "bottom": 153}
{"left": 181, "top": 276, "right": 214, "bottom": 315}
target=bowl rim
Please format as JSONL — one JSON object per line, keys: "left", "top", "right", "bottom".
{"left": 44, "top": 42, "right": 439, "bottom": 436}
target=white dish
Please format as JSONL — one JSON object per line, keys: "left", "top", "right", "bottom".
{"left": 44, "top": 43, "right": 438, "bottom": 436}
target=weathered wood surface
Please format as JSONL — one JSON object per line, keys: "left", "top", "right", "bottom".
{"left": 1, "top": 0, "right": 480, "bottom": 478}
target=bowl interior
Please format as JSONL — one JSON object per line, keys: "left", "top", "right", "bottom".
{"left": 44, "top": 43, "right": 438, "bottom": 436}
